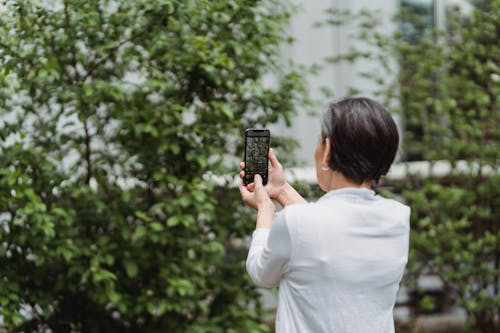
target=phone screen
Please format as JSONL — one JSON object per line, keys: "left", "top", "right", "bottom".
{"left": 244, "top": 129, "right": 270, "bottom": 186}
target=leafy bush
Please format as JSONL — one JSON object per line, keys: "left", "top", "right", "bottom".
{"left": 0, "top": 0, "right": 308, "bottom": 331}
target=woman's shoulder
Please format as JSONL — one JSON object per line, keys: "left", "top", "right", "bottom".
{"left": 279, "top": 200, "right": 318, "bottom": 215}
{"left": 376, "top": 195, "right": 411, "bottom": 215}
{"left": 276, "top": 199, "right": 336, "bottom": 227}
{"left": 274, "top": 201, "right": 312, "bottom": 225}
{"left": 278, "top": 192, "right": 410, "bottom": 230}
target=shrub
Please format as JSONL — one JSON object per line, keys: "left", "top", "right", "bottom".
{"left": 0, "top": 0, "right": 308, "bottom": 331}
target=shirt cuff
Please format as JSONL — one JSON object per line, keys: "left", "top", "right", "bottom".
{"left": 250, "top": 228, "right": 271, "bottom": 247}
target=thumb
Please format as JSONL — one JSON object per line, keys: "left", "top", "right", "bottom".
{"left": 253, "top": 174, "right": 262, "bottom": 188}
{"left": 254, "top": 174, "right": 264, "bottom": 193}
{"left": 254, "top": 174, "right": 272, "bottom": 210}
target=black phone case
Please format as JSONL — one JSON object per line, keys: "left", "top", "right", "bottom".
{"left": 243, "top": 129, "right": 270, "bottom": 186}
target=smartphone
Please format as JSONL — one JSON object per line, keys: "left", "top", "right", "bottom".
{"left": 243, "top": 128, "right": 270, "bottom": 186}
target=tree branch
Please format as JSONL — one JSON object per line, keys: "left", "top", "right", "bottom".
{"left": 81, "top": 30, "right": 147, "bottom": 83}
{"left": 83, "top": 118, "right": 92, "bottom": 185}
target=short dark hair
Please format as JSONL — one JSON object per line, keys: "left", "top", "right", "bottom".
{"left": 321, "top": 97, "right": 399, "bottom": 184}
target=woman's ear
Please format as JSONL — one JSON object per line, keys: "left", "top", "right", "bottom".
{"left": 323, "top": 138, "right": 332, "bottom": 167}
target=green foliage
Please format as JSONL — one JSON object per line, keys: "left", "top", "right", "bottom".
{"left": 323, "top": 1, "right": 500, "bottom": 331}
{"left": 404, "top": 176, "right": 500, "bottom": 320}
{"left": 0, "top": 0, "right": 308, "bottom": 331}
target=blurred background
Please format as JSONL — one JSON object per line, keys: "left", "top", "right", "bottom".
{"left": 0, "top": 0, "right": 498, "bottom": 332}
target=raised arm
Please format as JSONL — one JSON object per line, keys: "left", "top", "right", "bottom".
{"left": 239, "top": 174, "right": 290, "bottom": 288}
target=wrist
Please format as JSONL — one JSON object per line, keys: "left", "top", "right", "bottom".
{"left": 256, "top": 201, "right": 275, "bottom": 228}
{"left": 258, "top": 200, "right": 275, "bottom": 214}
{"left": 275, "top": 182, "right": 307, "bottom": 206}
{"left": 276, "top": 182, "right": 292, "bottom": 206}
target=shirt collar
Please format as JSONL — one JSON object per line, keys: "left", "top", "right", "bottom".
{"left": 319, "top": 187, "right": 376, "bottom": 202}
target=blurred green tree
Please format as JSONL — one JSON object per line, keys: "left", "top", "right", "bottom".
{"left": 0, "top": 0, "right": 308, "bottom": 331}
{"left": 322, "top": 0, "right": 499, "bottom": 331}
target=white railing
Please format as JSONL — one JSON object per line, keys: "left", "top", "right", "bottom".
{"left": 214, "top": 160, "right": 499, "bottom": 189}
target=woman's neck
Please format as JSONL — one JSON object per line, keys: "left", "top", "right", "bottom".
{"left": 325, "top": 171, "right": 372, "bottom": 191}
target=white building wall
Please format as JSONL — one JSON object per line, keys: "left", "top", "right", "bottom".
{"left": 277, "top": 0, "right": 399, "bottom": 167}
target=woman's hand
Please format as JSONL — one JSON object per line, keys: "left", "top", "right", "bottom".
{"left": 239, "top": 148, "right": 306, "bottom": 208}
{"left": 239, "top": 148, "right": 286, "bottom": 200}
{"left": 239, "top": 173, "right": 275, "bottom": 209}
{"left": 239, "top": 174, "right": 275, "bottom": 228}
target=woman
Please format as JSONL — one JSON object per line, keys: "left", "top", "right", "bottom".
{"left": 239, "top": 97, "right": 410, "bottom": 333}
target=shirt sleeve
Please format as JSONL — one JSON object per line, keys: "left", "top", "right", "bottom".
{"left": 246, "top": 210, "right": 291, "bottom": 288}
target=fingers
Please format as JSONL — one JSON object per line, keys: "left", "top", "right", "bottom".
{"left": 239, "top": 162, "right": 246, "bottom": 179}
{"left": 268, "top": 148, "right": 281, "bottom": 169}
{"left": 240, "top": 162, "right": 246, "bottom": 180}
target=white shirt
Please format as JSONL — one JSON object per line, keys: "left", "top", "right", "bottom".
{"left": 246, "top": 187, "right": 410, "bottom": 333}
